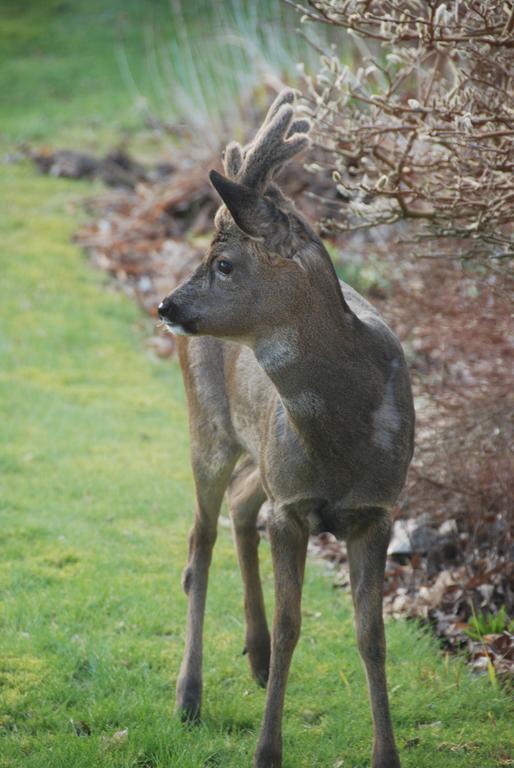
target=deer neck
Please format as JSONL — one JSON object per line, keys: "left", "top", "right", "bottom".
{"left": 253, "top": 274, "right": 354, "bottom": 453}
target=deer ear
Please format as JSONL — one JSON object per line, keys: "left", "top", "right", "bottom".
{"left": 209, "top": 169, "right": 287, "bottom": 242}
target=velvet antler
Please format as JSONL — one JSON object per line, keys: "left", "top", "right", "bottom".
{"left": 222, "top": 89, "right": 310, "bottom": 191}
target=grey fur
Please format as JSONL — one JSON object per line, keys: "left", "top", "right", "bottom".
{"left": 222, "top": 89, "right": 311, "bottom": 189}
{"left": 223, "top": 141, "right": 243, "bottom": 178}
{"left": 211, "top": 89, "right": 311, "bottom": 240}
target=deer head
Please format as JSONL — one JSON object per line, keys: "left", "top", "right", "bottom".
{"left": 158, "top": 90, "right": 343, "bottom": 345}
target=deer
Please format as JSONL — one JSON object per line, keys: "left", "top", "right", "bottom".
{"left": 158, "top": 89, "right": 415, "bottom": 768}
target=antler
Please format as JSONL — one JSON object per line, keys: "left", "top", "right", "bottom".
{"left": 223, "top": 89, "right": 310, "bottom": 191}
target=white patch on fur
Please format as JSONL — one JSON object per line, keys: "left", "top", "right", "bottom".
{"left": 372, "top": 359, "right": 401, "bottom": 450}
{"left": 163, "top": 321, "right": 190, "bottom": 336}
{"left": 274, "top": 400, "right": 289, "bottom": 440}
{"left": 255, "top": 329, "right": 299, "bottom": 374}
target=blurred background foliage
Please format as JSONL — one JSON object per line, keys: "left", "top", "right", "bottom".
{"left": 0, "top": 0, "right": 328, "bottom": 144}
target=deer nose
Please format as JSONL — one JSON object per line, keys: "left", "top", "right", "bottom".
{"left": 158, "top": 296, "right": 175, "bottom": 320}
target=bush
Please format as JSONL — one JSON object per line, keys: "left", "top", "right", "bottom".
{"left": 290, "top": 0, "right": 513, "bottom": 265}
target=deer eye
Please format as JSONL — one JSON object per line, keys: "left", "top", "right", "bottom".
{"left": 217, "top": 259, "right": 233, "bottom": 275}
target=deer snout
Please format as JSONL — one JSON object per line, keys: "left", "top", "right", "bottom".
{"left": 158, "top": 295, "right": 198, "bottom": 336}
{"left": 158, "top": 296, "right": 176, "bottom": 320}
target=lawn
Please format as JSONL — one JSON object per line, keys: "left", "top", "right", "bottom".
{"left": 0, "top": 0, "right": 176, "bottom": 143}
{"left": 0, "top": 3, "right": 512, "bottom": 768}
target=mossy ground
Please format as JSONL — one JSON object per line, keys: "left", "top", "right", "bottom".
{"left": 0, "top": 4, "right": 512, "bottom": 767}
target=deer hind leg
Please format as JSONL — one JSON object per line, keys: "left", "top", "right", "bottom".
{"left": 227, "top": 457, "right": 270, "bottom": 686}
{"left": 347, "top": 510, "right": 400, "bottom": 768}
{"left": 175, "top": 442, "right": 239, "bottom": 722}
{"left": 254, "top": 505, "right": 309, "bottom": 768}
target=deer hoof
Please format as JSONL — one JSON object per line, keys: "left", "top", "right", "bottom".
{"left": 372, "top": 748, "right": 401, "bottom": 768}
{"left": 253, "top": 745, "right": 282, "bottom": 768}
{"left": 175, "top": 678, "right": 201, "bottom": 724}
{"left": 176, "top": 705, "right": 200, "bottom": 725}
{"left": 251, "top": 662, "right": 269, "bottom": 688}
{"left": 245, "top": 635, "right": 271, "bottom": 688}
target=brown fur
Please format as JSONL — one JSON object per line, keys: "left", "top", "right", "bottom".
{"left": 159, "top": 90, "right": 414, "bottom": 768}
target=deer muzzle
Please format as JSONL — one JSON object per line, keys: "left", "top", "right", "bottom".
{"left": 158, "top": 295, "right": 198, "bottom": 336}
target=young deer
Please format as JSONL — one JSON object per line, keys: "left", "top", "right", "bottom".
{"left": 158, "top": 89, "right": 414, "bottom": 768}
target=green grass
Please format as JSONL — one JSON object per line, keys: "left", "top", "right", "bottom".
{"left": 1, "top": 163, "right": 512, "bottom": 768}
{"left": 0, "top": 3, "right": 513, "bottom": 767}
{"left": 0, "top": 0, "right": 322, "bottom": 147}
{"left": 0, "top": 0, "right": 162, "bottom": 142}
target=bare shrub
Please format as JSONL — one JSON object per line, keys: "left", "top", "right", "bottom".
{"left": 287, "top": 0, "right": 513, "bottom": 265}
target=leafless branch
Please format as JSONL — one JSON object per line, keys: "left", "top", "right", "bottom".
{"left": 292, "top": 0, "right": 514, "bottom": 265}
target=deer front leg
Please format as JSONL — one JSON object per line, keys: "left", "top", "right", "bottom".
{"left": 228, "top": 462, "right": 270, "bottom": 687}
{"left": 254, "top": 506, "right": 309, "bottom": 768}
{"left": 347, "top": 511, "right": 400, "bottom": 768}
{"left": 176, "top": 453, "right": 237, "bottom": 722}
